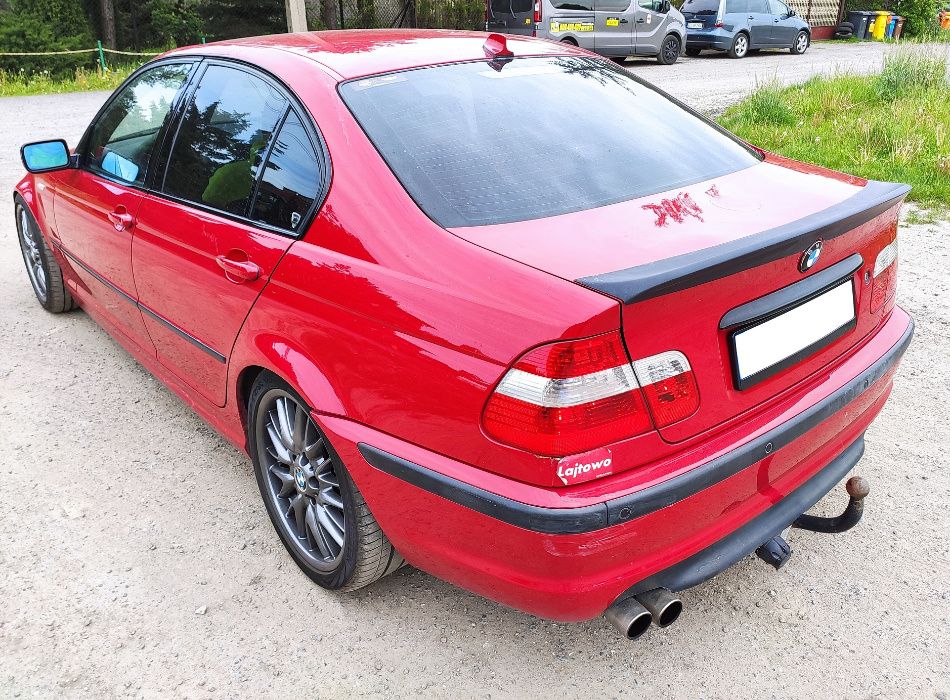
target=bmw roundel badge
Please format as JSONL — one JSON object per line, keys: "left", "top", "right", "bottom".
{"left": 799, "top": 240, "right": 823, "bottom": 273}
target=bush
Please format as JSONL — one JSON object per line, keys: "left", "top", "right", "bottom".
{"left": 844, "top": 0, "right": 942, "bottom": 36}
{"left": 0, "top": 0, "right": 95, "bottom": 76}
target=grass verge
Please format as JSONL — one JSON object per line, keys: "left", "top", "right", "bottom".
{"left": 0, "top": 62, "right": 145, "bottom": 97}
{"left": 719, "top": 49, "right": 950, "bottom": 208}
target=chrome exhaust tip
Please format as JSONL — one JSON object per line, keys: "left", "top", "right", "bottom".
{"left": 636, "top": 588, "right": 683, "bottom": 628}
{"left": 605, "top": 597, "right": 653, "bottom": 640}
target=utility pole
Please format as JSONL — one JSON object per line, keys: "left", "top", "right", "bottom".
{"left": 286, "top": 0, "right": 309, "bottom": 32}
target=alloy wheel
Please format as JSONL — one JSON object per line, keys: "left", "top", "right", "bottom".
{"left": 663, "top": 37, "right": 680, "bottom": 64}
{"left": 735, "top": 35, "right": 748, "bottom": 57}
{"left": 257, "top": 391, "right": 346, "bottom": 571}
{"left": 18, "top": 208, "right": 47, "bottom": 302}
{"left": 796, "top": 32, "right": 808, "bottom": 52}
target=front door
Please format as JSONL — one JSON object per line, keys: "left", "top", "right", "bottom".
{"left": 49, "top": 62, "right": 194, "bottom": 351}
{"left": 594, "top": 0, "right": 634, "bottom": 55}
{"left": 768, "top": 0, "right": 799, "bottom": 45}
{"left": 633, "top": 0, "right": 670, "bottom": 54}
{"left": 132, "top": 63, "right": 325, "bottom": 406}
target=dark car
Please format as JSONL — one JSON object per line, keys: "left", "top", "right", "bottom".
{"left": 683, "top": 0, "right": 811, "bottom": 58}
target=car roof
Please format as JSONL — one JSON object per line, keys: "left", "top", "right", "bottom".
{"left": 169, "top": 29, "right": 585, "bottom": 80}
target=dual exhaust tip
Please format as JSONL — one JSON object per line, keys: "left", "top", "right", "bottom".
{"left": 605, "top": 588, "right": 683, "bottom": 640}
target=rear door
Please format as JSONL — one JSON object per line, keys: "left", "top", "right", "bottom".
{"left": 594, "top": 0, "right": 634, "bottom": 54}
{"left": 131, "top": 62, "right": 327, "bottom": 406}
{"left": 745, "top": 0, "right": 774, "bottom": 45}
{"left": 48, "top": 62, "right": 193, "bottom": 351}
{"left": 508, "top": 0, "right": 537, "bottom": 33}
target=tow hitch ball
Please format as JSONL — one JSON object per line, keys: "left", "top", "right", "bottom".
{"left": 756, "top": 476, "right": 870, "bottom": 571}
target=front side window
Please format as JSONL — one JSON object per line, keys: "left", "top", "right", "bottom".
{"left": 638, "top": 0, "right": 665, "bottom": 11}
{"left": 163, "top": 65, "right": 288, "bottom": 216}
{"left": 340, "top": 57, "right": 760, "bottom": 228}
{"left": 249, "top": 110, "right": 322, "bottom": 232}
{"left": 769, "top": 0, "right": 790, "bottom": 14}
{"left": 85, "top": 63, "right": 192, "bottom": 185}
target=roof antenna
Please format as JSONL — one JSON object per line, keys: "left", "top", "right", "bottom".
{"left": 483, "top": 33, "right": 514, "bottom": 70}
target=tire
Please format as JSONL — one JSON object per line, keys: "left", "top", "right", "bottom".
{"left": 685, "top": 46, "right": 702, "bottom": 57}
{"left": 15, "top": 200, "right": 75, "bottom": 314}
{"left": 657, "top": 33, "right": 681, "bottom": 65}
{"left": 560, "top": 37, "right": 578, "bottom": 45}
{"left": 728, "top": 32, "right": 749, "bottom": 58}
{"left": 791, "top": 30, "right": 809, "bottom": 54}
{"left": 248, "top": 372, "right": 404, "bottom": 592}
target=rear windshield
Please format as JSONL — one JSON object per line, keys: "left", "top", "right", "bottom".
{"left": 682, "top": 0, "right": 721, "bottom": 12}
{"left": 340, "top": 57, "right": 760, "bottom": 228}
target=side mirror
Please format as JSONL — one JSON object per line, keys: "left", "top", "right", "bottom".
{"left": 660, "top": 0, "right": 671, "bottom": 11}
{"left": 21, "top": 139, "right": 71, "bottom": 173}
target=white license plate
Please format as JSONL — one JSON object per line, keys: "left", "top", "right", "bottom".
{"left": 688, "top": 22, "right": 704, "bottom": 28}
{"left": 732, "top": 280, "right": 856, "bottom": 387}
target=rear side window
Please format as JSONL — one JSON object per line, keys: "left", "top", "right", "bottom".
{"left": 553, "top": 0, "right": 594, "bottom": 9}
{"left": 681, "top": 0, "right": 720, "bottom": 12}
{"left": 163, "top": 65, "right": 288, "bottom": 216}
{"left": 748, "top": 0, "right": 770, "bottom": 11}
{"left": 725, "top": 0, "right": 748, "bottom": 12}
{"left": 249, "top": 110, "right": 322, "bottom": 232}
{"left": 340, "top": 57, "right": 760, "bottom": 228}
{"left": 85, "top": 63, "right": 191, "bottom": 185}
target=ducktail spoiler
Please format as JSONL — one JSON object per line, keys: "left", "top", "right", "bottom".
{"left": 576, "top": 180, "right": 911, "bottom": 305}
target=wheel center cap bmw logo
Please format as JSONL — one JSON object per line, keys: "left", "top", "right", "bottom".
{"left": 799, "top": 240, "right": 823, "bottom": 272}
{"left": 293, "top": 466, "right": 307, "bottom": 490}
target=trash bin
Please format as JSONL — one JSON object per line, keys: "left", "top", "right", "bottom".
{"left": 886, "top": 15, "right": 897, "bottom": 37}
{"left": 941, "top": 10, "right": 950, "bottom": 30}
{"left": 847, "top": 10, "right": 872, "bottom": 38}
{"left": 870, "top": 11, "right": 891, "bottom": 40}
{"left": 893, "top": 15, "right": 905, "bottom": 38}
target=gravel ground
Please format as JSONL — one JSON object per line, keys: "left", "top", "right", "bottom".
{"left": 1, "top": 42, "right": 949, "bottom": 699}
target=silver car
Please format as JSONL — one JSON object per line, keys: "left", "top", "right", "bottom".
{"left": 486, "top": 0, "right": 687, "bottom": 64}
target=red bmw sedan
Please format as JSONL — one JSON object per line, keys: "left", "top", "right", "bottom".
{"left": 15, "top": 30, "right": 912, "bottom": 639}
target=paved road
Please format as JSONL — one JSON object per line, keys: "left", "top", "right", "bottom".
{"left": 1, "top": 41, "right": 949, "bottom": 698}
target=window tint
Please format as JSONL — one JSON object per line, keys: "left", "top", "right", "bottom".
{"left": 748, "top": 0, "right": 770, "bottom": 11}
{"left": 341, "top": 58, "right": 760, "bottom": 228}
{"left": 638, "top": 0, "right": 664, "bottom": 10}
{"left": 85, "top": 63, "right": 191, "bottom": 185}
{"left": 681, "top": 0, "right": 719, "bottom": 13}
{"left": 249, "top": 110, "right": 321, "bottom": 232}
{"left": 724, "top": 0, "right": 747, "bottom": 13}
{"left": 163, "top": 65, "right": 288, "bottom": 216}
{"left": 511, "top": 0, "right": 532, "bottom": 12}
{"left": 770, "top": 0, "right": 789, "bottom": 13}
{"left": 596, "top": 0, "right": 631, "bottom": 11}
{"left": 552, "top": 0, "right": 594, "bottom": 10}
{"left": 490, "top": 0, "right": 510, "bottom": 13}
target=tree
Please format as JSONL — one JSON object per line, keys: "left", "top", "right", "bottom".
{"left": 99, "top": 0, "right": 115, "bottom": 47}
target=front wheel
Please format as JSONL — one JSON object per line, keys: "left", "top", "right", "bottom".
{"left": 15, "top": 201, "right": 75, "bottom": 313}
{"left": 728, "top": 32, "right": 749, "bottom": 58}
{"left": 657, "top": 34, "right": 681, "bottom": 65}
{"left": 248, "top": 373, "right": 404, "bottom": 591}
{"left": 791, "top": 30, "right": 809, "bottom": 54}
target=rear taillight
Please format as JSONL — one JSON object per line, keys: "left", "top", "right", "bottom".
{"left": 871, "top": 239, "right": 898, "bottom": 313}
{"left": 633, "top": 351, "right": 701, "bottom": 428}
{"left": 483, "top": 332, "right": 652, "bottom": 456}
{"left": 533, "top": 0, "right": 542, "bottom": 23}
{"left": 714, "top": 21, "right": 724, "bottom": 27}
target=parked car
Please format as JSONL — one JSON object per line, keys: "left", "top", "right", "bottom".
{"left": 16, "top": 30, "right": 911, "bottom": 640}
{"left": 486, "top": 0, "right": 687, "bottom": 64}
{"left": 682, "top": 0, "right": 811, "bottom": 58}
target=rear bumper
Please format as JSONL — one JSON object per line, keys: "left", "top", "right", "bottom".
{"left": 685, "top": 29, "right": 734, "bottom": 50}
{"left": 321, "top": 308, "right": 912, "bottom": 621}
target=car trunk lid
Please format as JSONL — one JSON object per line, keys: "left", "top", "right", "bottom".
{"left": 448, "top": 158, "right": 909, "bottom": 442}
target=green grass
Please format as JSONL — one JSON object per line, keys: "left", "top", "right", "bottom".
{"left": 719, "top": 49, "right": 950, "bottom": 208}
{"left": 0, "top": 62, "right": 144, "bottom": 97}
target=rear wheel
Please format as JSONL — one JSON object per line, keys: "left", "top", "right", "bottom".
{"left": 685, "top": 47, "right": 702, "bottom": 56}
{"left": 248, "top": 373, "right": 404, "bottom": 591}
{"left": 790, "top": 30, "right": 809, "bottom": 54}
{"left": 657, "top": 34, "right": 681, "bottom": 65}
{"left": 560, "top": 37, "right": 578, "bottom": 45}
{"left": 15, "top": 201, "right": 75, "bottom": 313}
{"left": 728, "top": 32, "right": 749, "bottom": 58}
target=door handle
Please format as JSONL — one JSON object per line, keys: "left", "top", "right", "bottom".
{"left": 215, "top": 254, "right": 261, "bottom": 283}
{"left": 107, "top": 206, "right": 136, "bottom": 232}
{"left": 636, "top": 17, "right": 646, "bottom": 22}
{"left": 619, "top": 18, "right": 629, "bottom": 22}
{"left": 748, "top": 14, "right": 755, "bottom": 18}
{"left": 774, "top": 17, "right": 779, "bottom": 21}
